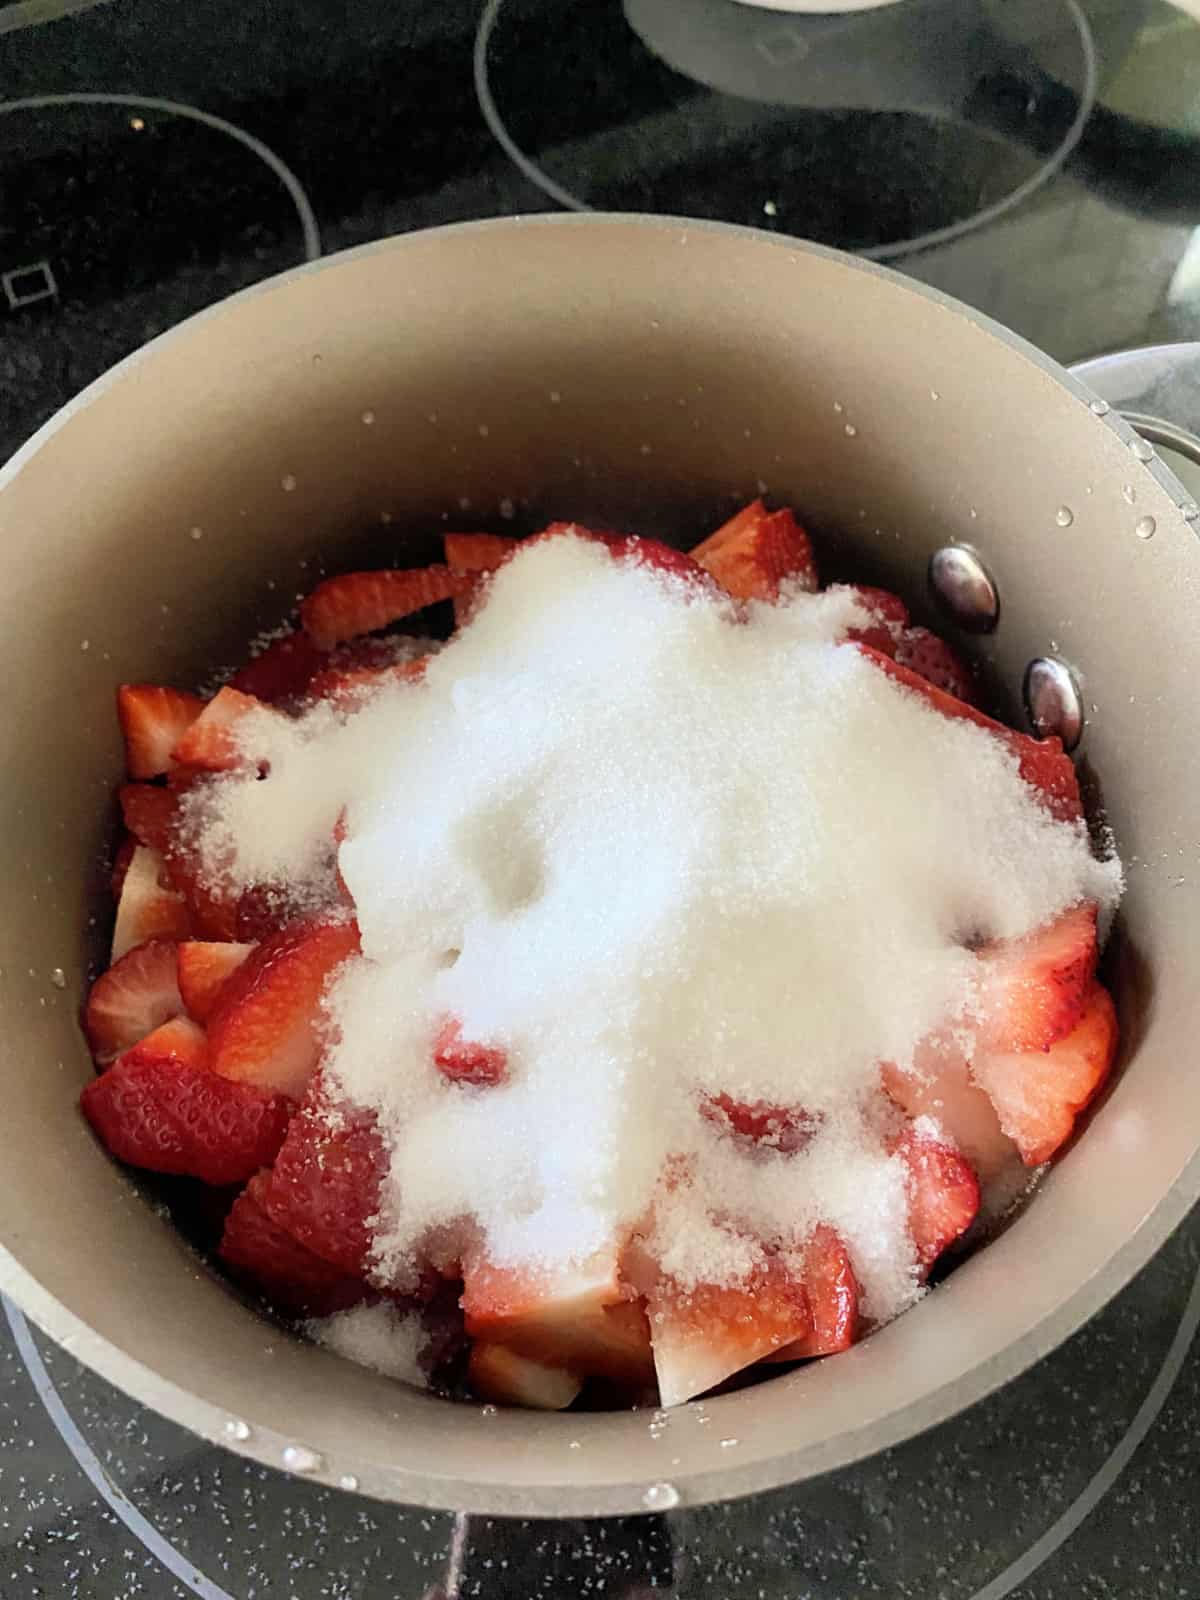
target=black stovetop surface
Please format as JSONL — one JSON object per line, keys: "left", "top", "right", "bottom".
{"left": 2, "top": 2, "right": 1199, "bottom": 1596}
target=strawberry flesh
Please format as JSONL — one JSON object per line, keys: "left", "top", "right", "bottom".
{"left": 177, "top": 940, "right": 256, "bottom": 1023}
{"left": 765, "top": 1225, "right": 860, "bottom": 1361}
{"left": 700, "top": 1091, "right": 820, "bottom": 1154}
{"left": 171, "top": 686, "right": 276, "bottom": 774}
{"left": 895, "top": 1127, "right": 980, "bottom": 1270}
{"left": 444, "top": 532, "right": 520, "bottom": 573}
{"left": 117, "top": 1014, "right": 208, "bottom": 1073}
{"left": 838, "top": 584, "right": 909, "bottom": 654}
{"left": 84, "top": 938, "right": 183, "bottom": 1064}
{"left": 894, "top": 626, "right": 976, "bottom": 704}
{"left": 972, "top": 979, "right": 1118, "bottom": 1166}
{"left": 111, "top": 844, "right": 192, "bottom": 963}
{"left": 117, "top": 685, "right": 205, "bottom": 780}
{"left": 300, "top": 566, "right": 473, "bottom": 651}
{"left": 689, "top": 499, "right": 818, "bottom": 600}
{"left": 219, "top": 1172, "right": 369, "bottom": 1316}
{"left": 880, "top": 1040, "right": 1017, "bottom": 1185}
{"left": 230, "top": 630, "right": 327, "bottom": 705}
{"left": 467, "top": 1341, "right": 581, "bottom": 1410}
{"left": 433, "top": 1019, "right": 508, "bottom": 1086}
{"left": 975, "top": 902, "right": 1098, "bottom": 1053}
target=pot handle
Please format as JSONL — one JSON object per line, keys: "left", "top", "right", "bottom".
{"left": 1071, "top": 342, "right": 1200, "bottom": 468}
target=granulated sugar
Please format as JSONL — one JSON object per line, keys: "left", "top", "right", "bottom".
{"left": 185, "top": 534, "right": 1122, "bottom": 1324}
{"left": 304, "top": 1301, "right": 429, "bottom": 1388}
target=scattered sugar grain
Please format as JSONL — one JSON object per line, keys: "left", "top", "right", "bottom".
{"left": 304, "top": 1302, "right": 430, "bottom": 1390}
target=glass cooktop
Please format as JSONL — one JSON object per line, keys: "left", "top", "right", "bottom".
{"left": 1, "top": 2, "right": 1199, "bottom": 1596}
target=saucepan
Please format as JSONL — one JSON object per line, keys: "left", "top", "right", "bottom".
{"left": 0, "top": 215, "right": 1197, "bottom": 1518}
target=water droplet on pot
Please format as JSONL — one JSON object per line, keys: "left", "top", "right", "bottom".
{"left": 311, "top": 353, "right": 323, "bottom": 367}
{"left": 1181, "top": 501, "right": 1199, "bottom": 523}
{"left": 80, "top": 639, "right": 90, "bottom": 651}
{"left": 1130, "top": 436, "right": 1155, "bottom": 461}
{"left": 549, "top": 390, "right": 561, "bottom": 404}
{"left": 763, "top": 199, "right": 778, "bottom": 217}
{"left": 361, "top": 411, "right": 375, "bottom": 426}
{"left": 1135, "top": 515, "right": 1157, "bottom": 540}
{"left": 338, "top": 1473, "right": 359, "bottom": 1491}
{"left": 189, "top": 526, "right": 203, "bottom": 541}
{"left": 478, "top": 423, "right": 490, "bottom": 438}
{"left": 282, "top": 1443, "right": 323, "bottom": 1474}
{"left": 49, "top": 967, "right": 66, "bottom": 990}
{"left": 930, "top": 389, "right": 940, "bottom": 401}
{"left": 1089, "top": 397, "right": 1110, "bottom": 416}
{"left": 968, "top": 507, "right": 978, "bottom": 520}
{"left": 1122, "top": 484, "right": 1137, "bottom": 504}
{"left": 642, "top": 1481, "right": 680, "bottom": 1511}
{"left": 569, "top": 1439, "right": 581, "bottom": 1450}
{"left": 281, "top": 474, "right": 297, "bottom": 492}
{"left": 1055, "top": 506, "right": 1074, "bottom": 528}
{"left": 480, "top": 1404, "right": 497, "bottom": 1418}
{"left": 499, "top": 497, "right": 516, "bottom": 521}
{"left": 832, "top": 400, "right": 844, "bottom": 414}
{"left": 224, "top": 1418, "right": 251, "bottom": 1442}
{"left": 720, "top": 1437, "right": 740, "bottom": 1449}
{"left": 844, "top": 423, "right": 858, "bottom": 438}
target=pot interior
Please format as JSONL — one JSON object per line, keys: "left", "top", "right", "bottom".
{"left": 0, "top": 217, "right": 1197, "bottom": 1516}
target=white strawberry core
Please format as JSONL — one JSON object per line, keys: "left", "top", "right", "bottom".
{"left": 180, "top": 536, "right": 1122, "bottom": 1324}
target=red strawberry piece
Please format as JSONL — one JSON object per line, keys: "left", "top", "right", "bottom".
{"left": 838, "top": 584, "right": 909, "bottom": 654}
{"left": 602, "top": 535, "right": 710, "bottom": 584}
{"left": 110, "top": 832, "right": 137, "bottom": 898}
{"left": 116, "top": 1014, "right": 208, "bottom": 1072}
{"left": 207, "top": 915, "right": 361, "bottom": 1098}
{"left": 259, "top": 1084, "right": 386, "bottom": 1276}
{"left": 700, "top": 1092, "right": 821, "bottom": 1154}
{"left": 433, "top": 1019, "right": 508, "bottom": 1086}
{"left": 306, "top": 654, "right": 427, "bottom": 707}
{"left": 689, "top": 499, "right": 818, "bottom": 600}
{"left": 648, "top": 1255, "right": 812, "bottom": 1406}
{"left": 895, "top": 1128, "right": 980, "bottom": 1271}
{"left": 444, "top": 532, "right": 520, "bottom": 573}
{"left": 895, "top": 626, "right": 976, "bottom": 704}
{"left": 177, "top": 940, "right": 255, "bottom": 1023}
{"left": 880, "top": 1040, "right": 1017, "bottom": 1185}
{"left": 975, "top": 902, "right": 1098, "bottom": 1053}
{"left": 81, "top": 1047, "right": 292, "bottom": 1185}
{"left": 111, "top": 844, "right": 192, "bottom": 963}
{"left": 84, "top": 939, "right": 183, "bottom": 1064}
{"left": 220, "top": 1172, "right": 369, "bottom": 1317}
{"left": 299, "top": 566, "right": 473, "bottom": 651}
{"left": 117, "top": 685, "right": 205, "bottom": 780}
{"left": 467, "top": 1341, "right": 582, "bottom": 1410}
{"left": 854, "top": 644, "right": 1082, "bottom": 823}
{"left": 764, "top": 1225, "right": 860, "bottom": 1361}
{"left": 971, "top": 979, "right": 1118, "bottom": 1166}
{"left": 119, "top": 782, "right": 180, "bottom": 854}
{"left": 171, "top": 687, "right": 277, "bottom": 773}
{"left": 118, "top": 782, "right": 242, "bottom": 939}
{"left": 462, "top": 1249, "right": 654, "bottom": 1385}
{"left": 230, "top": 630, "right": 328, "bottom": 705}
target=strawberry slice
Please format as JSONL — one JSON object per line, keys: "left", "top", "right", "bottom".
{"left": 117, "top": 1014, "right": 208, "bottom": 1072}
{"left": 171, "top": 687, "right": 277, "bottom": 774}
{"left": 855, "top": 644, "right": 1082, "bottom": 823}
{"left": 81, "top": 1048, "right": 292, "bottom": 1185}
{"left": 975, "top": 902, "right": 1097, "bottom": 1053}
{"left": 207, "top": 916, "right": 361, "bottom": 1097}
{"left": 444, "top": 532, "right": 520, "bottom": 573}
{"left": 689, "top": 499, "right": 818, "bottom": 600}
{"left": 84, "top": 939, "right": 183, "bottom": 1064}
{"left": 259, "top": 1083, "right": 386, "bottom": 1276}
{"left": 306, "top": 655, "right": 427, "bottom": 707}
{"left": 119, "top": 782, "right": 180, "bottom": 854}
{"left": 461, "top": 1249, "right": 654, "bottom": 1385}
{"left": 700, "top": 1092, "right": 820, "bottom": 1154}
{"left": 433, "top": 1019, "right": 508, "bottom": 1086}
{"left": 117, "top": 685, "right": 205, "bottom": 780}
{"left": 880, "top": 1041, "right": 1017, "bottom": 1185}
{"left": 111, "top": 844, "right": 192, "bottom": 962}
{"left": 648, "top": 1255, "right": 812, "bottom": 1406}
{"left": 300, "top": 566, "right": 473, "bottom": 651}
{"left": 230, "top": 630, "right": 328, "bottom": 705}
{"left": 467, "top": 1341, "right": 582, "bottom": 1410}
{"left": 895, "top": 1128, "right": 980, "bottom": 1270}
{"left": 177, "top": 940, "right": 255, "bottom": 1023}
{"left": 536, "top": 523, "right": 712, "bottom": 587}
{"left": 894, "top": 626, "right": 976, "bottom": 704}
{"left": 838, "top": 584, "right": 909, "bottom": 654}
{"left": 119, "top": 783, "right": 242, "bottom": 941}
{"left": 219, "top": 1172, "right": 369, "bottom": 1317}
{"left": 764, "top": 1226, "right": 859, "bottom": 1361}
{"left": 972, "top": 980, "right": 1118, "bottom": 1166}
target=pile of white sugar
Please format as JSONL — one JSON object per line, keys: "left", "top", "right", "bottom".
{"left": 183, "top": 534, "right": 1122, "bottom": 1324}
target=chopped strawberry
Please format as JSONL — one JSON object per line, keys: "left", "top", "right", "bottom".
{"left": 207, "top": 916, "right": 361, "bottom": 1097}
{"left": 975, "top": 902, "right": 1098, "bottom": 1053}
{"left": 119, "top": 782, "right": 180, "bottom": 854}
{"left": 259, "top": 1084, "right": 386, "bottom": 1275}
{"left": 117, "top": 1014, "right": 208, "bottom": 1073}
{"left": 444, "top": 532, "right": 520, "bottom": 573}
{"left": 433, "top": 1019, "right": 507, "bottom": 1086}
{"left": 177, "top": 940, "right": 255, "bottom": 1023}
{"left": 300, "top": 566, "right": 473, "bottom": 651}
{"left": 306, "top": 655, "right": 427, "bottom": 707}
{"left": 603, "top": 535, "right": 710, "bottom": 583}
{"left": 84, "top": 939, "right": 183, "bottom": 1064}
{"left": 467, "top": 1341, "right": 582, "bottom": 1410}
{"left": 461, "top": 1249, "right": 654, "bottom": 1385}
{"left": 895, "top": 626, "right": 976, "bottom": 704}
{"left": 700, "top": 1092, "right": 820, "bottom": 1154}
{"left": 895, "top": 1128, "right": 980, "bottom": 1270}
{"left": 855, "top": 645, "right": 1082, "bottom": 823}
{"left": 119, "top": 783, "right": 242, "bottom": 941}
{"left": 171, "top": 687, "right": 277, "bottom": 773}
{"left": 117, "top": 685, "right": 205, "bottom": 780}
{"left": 971, "top": 980, "right": 1118, "bottom": 1166}
{"left": 648, "top": 1255, "right": 812, "bottom": 1406}
{"left": 839, "top": 584, "right": 909, "bottom": 654}
{"left": 881, "top": 1041, "right": 1017, "bottom": 1185}
{"left": 111, "top": 844, "right": 192, "bottom": 962}
{"left": 230, "top": 630, "right": 327, "bottom": 705}
{"left": 219, "top": 1172, "right": 369, "bottom": 1316}
{"left": 81, "top": 1050, "right": 292, "bottom": 1185}
{"left": 764, "top": 1226, "right": 859, "bottom": 1361}
{"left": 689, "top": 500, "right": 818, "bottom": 600}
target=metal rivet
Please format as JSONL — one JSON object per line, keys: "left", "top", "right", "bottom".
{"left": 928, "top": 545, "right": 999, "bottom": 634}
{"left": 1023, "top": 657, "right": 1083, "bottom": 752}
